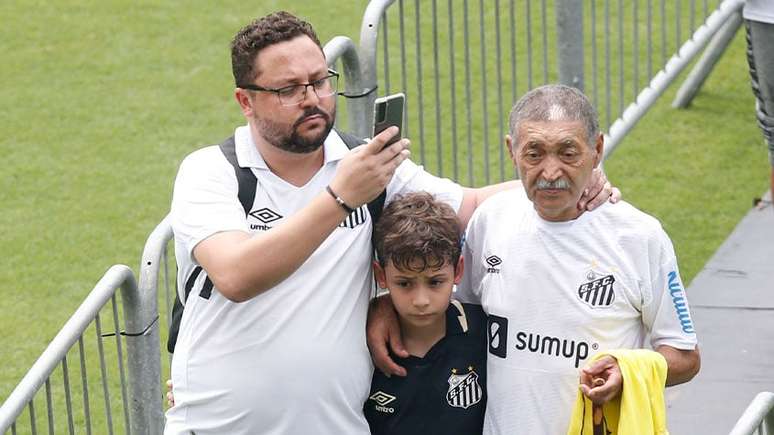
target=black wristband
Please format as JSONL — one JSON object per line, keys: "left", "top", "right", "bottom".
{"left": 326, "top": 185, "right": 355, "bottom": 214}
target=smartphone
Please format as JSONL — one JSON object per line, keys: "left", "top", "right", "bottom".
{"left": 373, "top": 93, "right": 405, "bottom": 147}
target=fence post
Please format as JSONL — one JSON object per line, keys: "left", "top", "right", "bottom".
{"left": 125, "top": 218, "right": 173, "bottom": 434}
{"left": 556, "top": 0, "right": 585, "bottom": 91}
{"left": 324, "top": 37, "right": 366, "bottom": 136}
{"left": 672, "top": 9, "right": 743, "bottom": 108}
{"left": 359, "top": 0, "right": 397, "bottom": 138}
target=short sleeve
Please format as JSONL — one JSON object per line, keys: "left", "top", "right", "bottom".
{"left": 386, "top": 158, "right": 463, "bottom": 212}
{"left": 643, "top": 230, "right": 699, "bottom": 350}
{"left": 170, "top": 147, "right": 249, "bottom": 263}
{"left": 455, "top": 214, "right": 484, "bottom": 305}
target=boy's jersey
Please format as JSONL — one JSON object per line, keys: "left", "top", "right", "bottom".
{"left": 457, "top": 189, "right": 698, "bottom": 435}
{"left": 364, "top": 302, "right": 488, "bottom": 435}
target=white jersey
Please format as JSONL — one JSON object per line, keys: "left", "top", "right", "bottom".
{"left": 457, "top": 189, "right": 698, "bottom": 435}
{"left": 165, "top": 126, "right": 462, "bottom": 435}
{"left": 744, "top": 0, "right": 774, "bottom": 24}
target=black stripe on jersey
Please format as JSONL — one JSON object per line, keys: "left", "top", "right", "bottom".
{"left": 200, "top": 277, "right": 213, "bottom": 300}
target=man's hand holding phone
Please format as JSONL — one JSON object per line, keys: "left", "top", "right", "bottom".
{"left": 330, "top": 126, "right": 410, "bottom": 209}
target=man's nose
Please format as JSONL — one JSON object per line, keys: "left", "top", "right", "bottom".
{"left": 541, "top": 155, "right": 563, "bottom": 180}
{"left": 299, "top": 84, "right": 321, "bottom": 107}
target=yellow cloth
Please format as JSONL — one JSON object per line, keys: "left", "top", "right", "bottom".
{"left": 566, "top": 349, "right": 669, "bottom": 435}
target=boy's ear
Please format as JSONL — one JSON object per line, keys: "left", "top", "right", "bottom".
{"left": 372, "top": 260, "right": 388, "bottom": 289}
{"left": 453, "top": 256, "right": 465, "bottom": 284}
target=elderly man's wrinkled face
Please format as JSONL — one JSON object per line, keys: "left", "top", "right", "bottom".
{"left": 507, "top": 119, "right": 602, "bottom": 221}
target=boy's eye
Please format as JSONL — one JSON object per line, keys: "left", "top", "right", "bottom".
{"left": 395, "top": 281, "right": 411, "bottom": 288}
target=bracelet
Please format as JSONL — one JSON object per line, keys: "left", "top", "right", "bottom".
{"left": 326, "top": 185, "right": 355, "bottom": 214}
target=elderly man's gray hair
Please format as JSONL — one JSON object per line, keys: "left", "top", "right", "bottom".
{"left": 508, "top": 84, "right": 600, "bottom": 145}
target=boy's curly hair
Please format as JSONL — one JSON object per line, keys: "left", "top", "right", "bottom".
{"left": 374, "top": 192, "right": 462, "bottom": 272}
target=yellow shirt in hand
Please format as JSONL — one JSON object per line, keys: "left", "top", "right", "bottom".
{"left": 566, "top": 349, "right": 669, "bottom": 435}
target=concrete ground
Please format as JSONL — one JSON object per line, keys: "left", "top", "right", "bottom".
{"left": 667, "top": 190, "right": 774, "bottom": 434}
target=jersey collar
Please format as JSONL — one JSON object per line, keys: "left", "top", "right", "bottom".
{"left": 234, "top": 124, "right": 350, "bottom": 170}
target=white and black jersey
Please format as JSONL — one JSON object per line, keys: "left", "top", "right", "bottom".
{"left": 457, "top": 189, "right": 698, "bottom": 435}
{"left": 164, "top": 126, "right": 462, "bottom": 435}
{"left": 364, "top": 301, "right": 488, "bottom": 435}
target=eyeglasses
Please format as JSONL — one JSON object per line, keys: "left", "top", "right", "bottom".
{"left": 240, "top": 69, "right": 339, "bottom": 106}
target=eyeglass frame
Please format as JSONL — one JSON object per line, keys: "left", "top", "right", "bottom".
{"left": 238, "top": 69, "right": 339, "bottom": 106}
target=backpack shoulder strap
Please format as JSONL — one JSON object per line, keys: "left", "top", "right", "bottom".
{"left": 334, "top": 129, "right": 387, "bottom": 225}
{"left": 219, "top": 136, "right": 256, "bottom": 216}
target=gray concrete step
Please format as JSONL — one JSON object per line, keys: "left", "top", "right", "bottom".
{"left": 667, "top": 190, "right": 774, "bottom": 434}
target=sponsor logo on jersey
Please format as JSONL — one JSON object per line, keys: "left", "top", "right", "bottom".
{"left": 369, "top": 391, "right": 396, "bottom": 413}
{"left": 488, "top": 315, "right": 508, "bottom": 358}
{"left": 577, "top": 271, "right": 616, "bottom": 308}
{"left": 485, "top": 255, "right": 502, "bottom": 274}
{"left": 514, "top": 330, "right": 597, "bottom": 368}
{"left": 668, "top": 271, "right": 695, "bottom": 334}
{"left": 249, "top": 207, "right": 282, "bottom": 230}
{"left": 446, "top": 367, "right": 483, "bottom": 409}
{"left": 338, "top": 205, "right": 367, "bottom": 229}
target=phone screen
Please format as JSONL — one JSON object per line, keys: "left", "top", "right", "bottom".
{"left": 373, "top": 93, "right": 405, "bottom": 147}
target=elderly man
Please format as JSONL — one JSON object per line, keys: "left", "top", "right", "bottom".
{"left": 456, "top": 84, "right": 701, "bottom": 434}
{"left": 164, "top": 12, "right": 616, "bottom": 435}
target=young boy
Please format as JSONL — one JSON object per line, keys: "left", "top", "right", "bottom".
{"left": 363, "top": 192, "right": 488, "bottom": 435}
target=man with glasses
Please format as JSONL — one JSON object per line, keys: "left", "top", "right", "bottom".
{"left": 164, "top": 11, "right": 615, "bottom": 435}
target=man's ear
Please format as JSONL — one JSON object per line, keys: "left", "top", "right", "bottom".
{"left": 593, "top": 133, "right": 604, "bottom": 167}
{"left": 235, "top": 88, "right": 253, "bottom": 118}
{"left": 373, "top": 260, "right": 388, "bottom": 289}
{"left": 453, "top": 256, "right": 465, "bottom": 285}
{"left": 505, "top": 134, "right": 515, "bottom": 160}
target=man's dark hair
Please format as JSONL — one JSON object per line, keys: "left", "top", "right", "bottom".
{"left": 374, "top": 192, "right": 462, "bottom": 273}
{"left": 231, "top": 11, "right": 323, "bottom": 87}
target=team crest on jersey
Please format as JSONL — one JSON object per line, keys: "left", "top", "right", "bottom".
{"left": 577, "top": 270, "right": 616, "bottom": 308}
{"left": 446, "top": 367, "right": 483, "bottom": 409}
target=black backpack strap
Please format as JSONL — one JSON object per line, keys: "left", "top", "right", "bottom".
{"left": 335, "top": 128, "right": 387, "bottom": 225}
{"left": 219, "top": 136, "right": 256, "bottom": 216}
{"left": 168, "top": 137, "right": 251, "bottom": 353}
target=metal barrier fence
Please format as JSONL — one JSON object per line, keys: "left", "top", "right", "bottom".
{"left": 0, "top": 0, "right": 751, "bottom": 433}
{"left": 0, "top": 265, "right": 164, "bottom": 435}
{"left": 729, "top": 392, "right": 774, "bottom": 435}
{"left": 328, "top": 0, "right": 744, "bottom": 185}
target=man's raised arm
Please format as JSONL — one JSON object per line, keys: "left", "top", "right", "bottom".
{"left": 193, "top": 128, "right": 408, "bottom": 302}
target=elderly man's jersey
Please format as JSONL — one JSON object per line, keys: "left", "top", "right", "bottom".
{"left": 457, "top": 189, "right": 698, "bottom": 435}
{"left": 364, "top": 301, "right": 488, "bottom": 435}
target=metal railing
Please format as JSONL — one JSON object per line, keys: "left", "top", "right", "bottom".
{"left": 729, "top": 392, "right": 774, "bottom": 435}
{"left": 0, "top": 265, "right": 163, "bottom": 435}
{"left": 2, "top": 1, "right": 752, "bottom": 432}
{"left": 324, "top": 0, "right": 744, "bottom": 185}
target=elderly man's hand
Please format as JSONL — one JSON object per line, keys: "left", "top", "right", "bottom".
{"left": 166, "top": 379, "right": 175, "bottom": 408}
{"left": 578, "top": 167, "right": 621, "bottom": 211}
{"left": 367, "top": 295, "right": 409, "bottom": 377}
{"left": 579, "top": 355, "right": 623, "bottom": 405}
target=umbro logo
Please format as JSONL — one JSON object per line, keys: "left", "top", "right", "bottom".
{"left": 249, "top": 207, "right": 282, "bottom": 223}
{"left": 369, "top": 391, "right": 396, "bottom": 414}
{"left": 486, "top": 255, "right": 502, "bottom": 273}
{"left": 369, "top": 391, "right": 396, "bottom": 406}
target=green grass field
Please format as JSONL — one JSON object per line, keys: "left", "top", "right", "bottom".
{"left": 0, "top": 0, "right": 769, "bottom": 429}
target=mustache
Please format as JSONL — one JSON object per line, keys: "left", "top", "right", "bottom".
{"left": 293, "top": 107, "right": 330, "bottom": 128}
{"left": 536, "top": 178, "right": 570, "bottom": 190}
